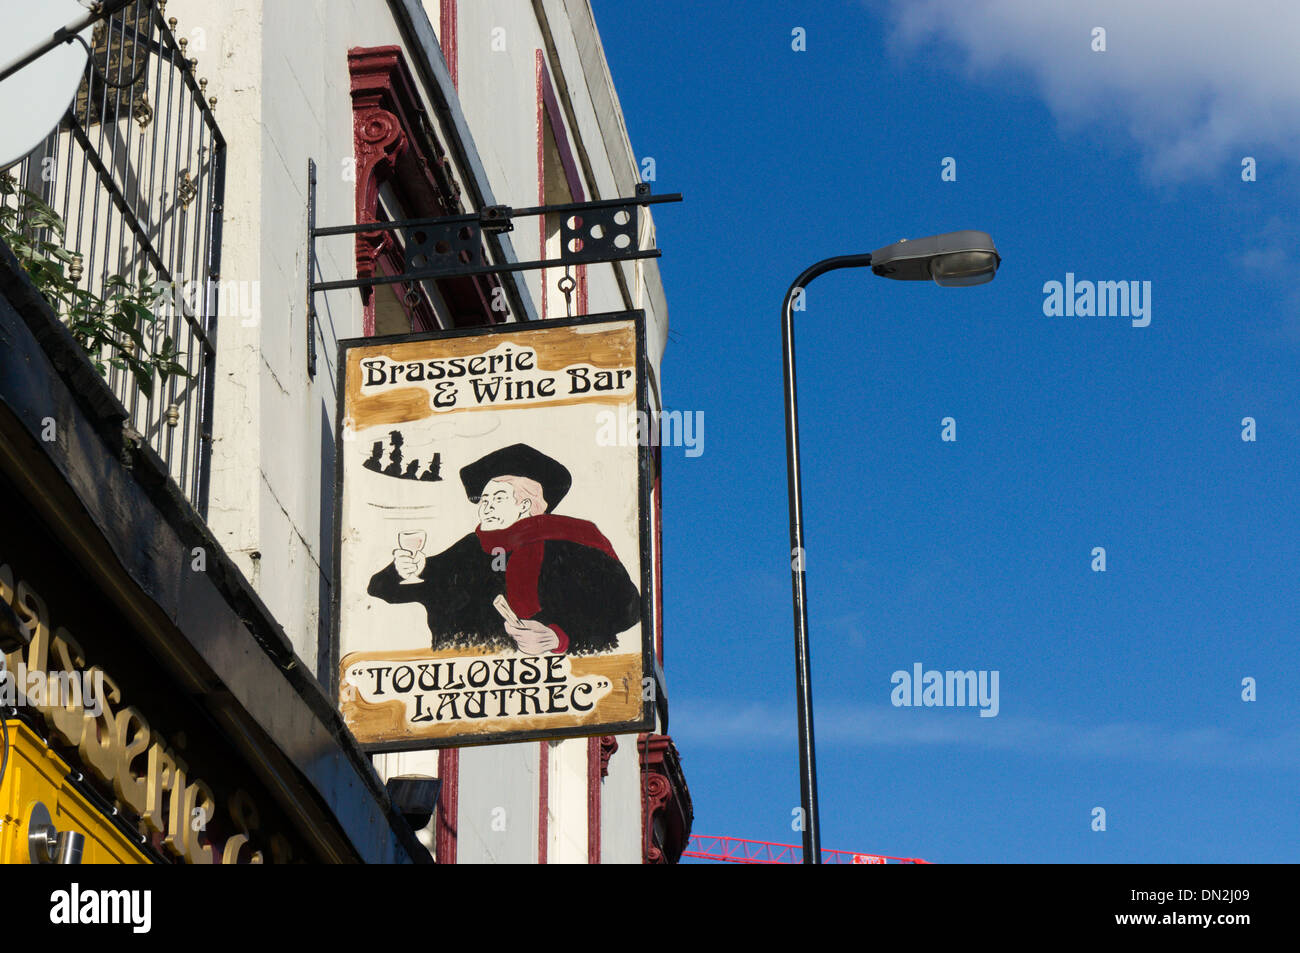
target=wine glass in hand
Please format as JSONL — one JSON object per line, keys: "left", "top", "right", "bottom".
{"left": 395, "top": 530, "right": 427, "bottom": 584}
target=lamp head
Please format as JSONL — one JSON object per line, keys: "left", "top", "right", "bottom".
{"left": 386, "top": 775, "right": 442, "bottom": 832}
{"left": 870, "top": 230, "right": 1000, "bottom": 287}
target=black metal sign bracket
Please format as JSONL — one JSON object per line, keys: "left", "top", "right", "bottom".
{"left": 306, "top": 180, "right": 680, "bottom": 298}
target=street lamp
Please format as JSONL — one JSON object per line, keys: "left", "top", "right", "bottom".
{"left": 781, "top": 230, "right": 1000, "bottom": 864}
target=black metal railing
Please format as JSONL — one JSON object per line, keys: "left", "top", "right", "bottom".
{"left": 2, "top": 0, "right": 225, "bottom": 516}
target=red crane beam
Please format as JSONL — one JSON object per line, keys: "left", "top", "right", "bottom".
{"left": 682, "top": 835, "right": 931, "bottom": 865}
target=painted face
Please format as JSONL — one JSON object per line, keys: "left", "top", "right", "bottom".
{"left": 478, "top": 479, "right": 531, "bottom": 530}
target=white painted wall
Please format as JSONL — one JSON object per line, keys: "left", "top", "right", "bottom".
{"left": 451, "top": 0, "right": 672, "bottom": 864}
{"left": 169, "top": 0, "right": 671, "bottom": 863}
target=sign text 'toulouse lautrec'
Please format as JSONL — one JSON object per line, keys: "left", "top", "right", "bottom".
{"left": 335, "top": 313, "right": 654, "bottom": 749}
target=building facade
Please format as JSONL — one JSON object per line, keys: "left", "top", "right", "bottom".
{"left": 1, "top": 0, "right": 689, "bottom": 864}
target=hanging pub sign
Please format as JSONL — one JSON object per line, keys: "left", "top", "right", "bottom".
{"left": 334, "top": 312, "right": 654, "bottom": 750}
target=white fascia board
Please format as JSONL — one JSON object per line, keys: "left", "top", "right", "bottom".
{"left": 388, "top": 0, "right": 539, "bottom": 324}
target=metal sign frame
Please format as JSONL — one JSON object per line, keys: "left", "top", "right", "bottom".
{"left": 331, "top": 310, "right": 656, "bottom": 752}
{"left": 306, "top": 178, "right": 680, "bottom": 376}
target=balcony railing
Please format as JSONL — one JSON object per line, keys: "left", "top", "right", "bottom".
{"left": 1, "top": 0, "right": 225, "bottom": 516}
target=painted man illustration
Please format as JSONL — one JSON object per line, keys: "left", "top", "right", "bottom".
{"left": 367, "top": 443, "right": 640, "bottom": 655}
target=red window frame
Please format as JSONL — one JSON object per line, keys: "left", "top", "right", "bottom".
{"left": 349, "top": 45, "right": 500, "bottom": 334}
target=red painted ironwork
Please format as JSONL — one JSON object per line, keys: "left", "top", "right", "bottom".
{"left": 536, "top": 50, "right": 588, "bottom": 319}
{"left": 538, "top": 741, "right": 549, "bottom": 864}
{"left": 640, "top": 733, "right": 691, "bottom": 864}
{"left": 348, "top": 45, "right": 497, "bottom": 332}
{"left": 536, "top": 49, "right": 546, "bottom": 319}
{"left": 435, "top": 748, "right": 458, "bottom": 864}
{"left": 439, "top": 0, "right": 457, "bottom": 89}
{"left": 587, "top": 735, "right": 601, "bottom": 864}
{"left": 682, "top": 835, "right": 931, "bottom": 865}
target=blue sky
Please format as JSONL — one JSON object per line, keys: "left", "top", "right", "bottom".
{"left": 591, "top": 0, "right": 1300, "bottom": 863}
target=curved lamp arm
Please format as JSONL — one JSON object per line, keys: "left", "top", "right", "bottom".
{"left": 781, "top": 253, "right": 873, "bottom": 865}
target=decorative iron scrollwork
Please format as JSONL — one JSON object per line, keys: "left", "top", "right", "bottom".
{"left": 558, "top": 203, "right": 637, "bottom": 265}
{"left": 402, "top": 221, "right": 482, "bottom": 278}
{"left": 176, "top": 170, "right": 197, "bottom": 209}
{"left": 310, "top": 186, "right": 679, "bottom": 298}
{"left": 132, "top": 90, "right": 152, "bottom": 129}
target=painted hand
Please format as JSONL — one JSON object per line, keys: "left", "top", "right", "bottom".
{"left": 505, "top": 618, "right": 560, "bottom": 655}
{"left": 392, "top": 548, "right": 426, "bottom": 581}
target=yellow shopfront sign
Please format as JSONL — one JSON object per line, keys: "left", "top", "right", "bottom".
{"left": 1, "top": 719, "right": 148, "bottom": 864}
{"left": 2, "top": 564, "right": 285, "bottom": 864}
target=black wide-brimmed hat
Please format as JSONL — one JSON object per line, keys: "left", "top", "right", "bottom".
{"left": 459, "top": 444, "right": 572, "bottom": 510}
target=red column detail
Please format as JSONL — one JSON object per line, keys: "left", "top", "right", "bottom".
{"left": 436, "top": 748, "right": 459, "bottom": 864}
{"left": 440, "top": 0, "right": 458, "bottom": 89}
{"left": 538, "top": 740, "right": 549, "bottom": 864}
{"left": 536, "top": 49, "right": 547, "bottom": 319}
{"left": 639, "top": 733, "right": 692, "bottom": 864}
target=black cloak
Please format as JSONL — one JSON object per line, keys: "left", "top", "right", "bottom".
{"left": 367, "top": 527, "right": 640, "bottom": 654}
{"left": 367, "top": 444, "right": 640, "bottom": 654}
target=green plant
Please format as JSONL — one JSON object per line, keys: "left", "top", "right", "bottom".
{"left": 0, "top": 173, "right": 189, "bottom": 398}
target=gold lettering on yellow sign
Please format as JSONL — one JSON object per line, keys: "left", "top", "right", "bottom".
{"left": 113, "top": 705, "right": 151, "bottom": 815}
{"left": 78, "top": 666, "right": 119, "bottom": 779}
{"left": 49, "top": 630, "right": 88, "bottom": 747}
{"left": 222, "top": 833, "right": 250, "bottom": 864}
{"left": 164, "top": 758, "right": 191, "bottom": 857}
{"left": 1, "top": 562, "right": 287, "bottom": 864}
{"left": 182, "top": 778, "right": 216, "bottom": 865}
{"left": 227, "top": 789, "right": 265, "bottom": 865}
{"left": 144, "top": 742, "right": 177, "bottom": 837}
{"left": 15, "top": 581, "right": 50, "bottom": 672}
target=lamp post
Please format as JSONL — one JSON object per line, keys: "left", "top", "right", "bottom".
{"left": 781, "top": 230, "right": 1001, "bottom": 864}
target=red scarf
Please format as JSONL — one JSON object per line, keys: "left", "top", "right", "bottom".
{"left": 476, "top": 514, "right": 618, "bottom": 618}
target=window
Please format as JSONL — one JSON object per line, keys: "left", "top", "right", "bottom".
{"left": 349, "top": 46, "right": 500, "bottom": 335}
{"left": 537, "top": 54, "right": 587, "bottom": 319}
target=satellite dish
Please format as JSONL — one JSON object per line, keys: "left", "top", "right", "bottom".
{"left": 0, "top": 0, "right": 95, "bottom": 169}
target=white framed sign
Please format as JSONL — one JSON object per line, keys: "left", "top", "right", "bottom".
{"left": 333, "top": 312, "right": 654, "bottom": 750}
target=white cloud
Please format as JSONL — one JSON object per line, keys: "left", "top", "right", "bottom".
{"left": 876, "top": 0, "right": 1300, "bottom": 179}
{"left": 1238, "top": 245, "right": 1286, "bottom": 272}
{"left": 674, "top": 698, "right": 1300, "bottom": 767}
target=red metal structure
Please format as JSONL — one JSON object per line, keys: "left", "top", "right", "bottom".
{"left": 682, "top": 835, "right": 930, "bottom": 865}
